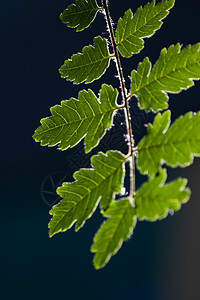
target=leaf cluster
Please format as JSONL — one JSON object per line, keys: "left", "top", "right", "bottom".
{"left": 33, "top": 0, "right": 200, "bottom": 269}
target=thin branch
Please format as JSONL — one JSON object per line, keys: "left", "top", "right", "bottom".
{"left": 102, "top": 0, "right": 135, "bottom": 200}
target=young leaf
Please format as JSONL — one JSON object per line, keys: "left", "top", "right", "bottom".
{"left": 116, "top": 0, "right": 174, "bottom": 58}
{"left": 59, "top": 36, "right": 111, "bottom": 84}
{"left": 33, "top": 85, "right": 118, "bottom": 153}
{"left": 60, "top": 0, "right": 100, "bottom": 32}
{"left": 49, "top": 151, "right": 126, "bottom": 237}
{"left": 137, "top": 110, "right": 200, "bottom": 176}
{"left": 91, "top": 199, "right": 137, "bottom": 269}
{"left": 135, "top": 169, "right": 190, "bottom": 221}
{"left": 131, "top": 43, "right": 200, "bottom": 111}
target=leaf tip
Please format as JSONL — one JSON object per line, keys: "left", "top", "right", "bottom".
{"left": 48, "top": 231, "right": 54, "bottom": 238}
{"left": 48, "top": 223, "right": 56, "bottom": 238}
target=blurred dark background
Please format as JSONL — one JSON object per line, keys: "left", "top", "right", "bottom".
{"left": 1, "top": 0, "right": 200, "bottom": 299}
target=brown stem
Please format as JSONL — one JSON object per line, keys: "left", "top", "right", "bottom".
{"left": 102, "top": 0, "right": 135, "bottom": 200}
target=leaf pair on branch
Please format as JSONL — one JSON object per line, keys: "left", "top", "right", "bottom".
{"left": 49, "top": 106, "right": 199, "bottom": 268}
{"left": 33, "top": 0, "right": 200, "bottom": 269}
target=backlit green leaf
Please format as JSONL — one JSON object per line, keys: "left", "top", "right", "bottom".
{"left": 137, "top": 110, "right": 200, "bottom": 176}
{"left": 91, "top": 199, "right": 137, "bottom": 269}
{"left": 131, "top": 43, "right": 200, "bottom": 111}
{"left": 60, "top": 0, "right": 100, "bottom": 32}
{"left": 59, "top": 36, "right": 111, "bottom": 84}
{"left": 135, "top": 169, "right": 190, "bottom": 221}
{"left": 49, "top": 151, "right": 126, "bottom": 237}
{"left": 116, "top": 0, "right": 174, "bottom": 57}
{"left": 33, "top": 85, "right": 118, "bottom": 153}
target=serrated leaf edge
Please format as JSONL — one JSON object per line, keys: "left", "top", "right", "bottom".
{"left": 48, "top": 151, "right": 127, "bottom": 237}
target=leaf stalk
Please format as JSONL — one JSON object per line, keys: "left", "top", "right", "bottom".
{"left": 102, "top": 0, "right": 135, "bottom": 200}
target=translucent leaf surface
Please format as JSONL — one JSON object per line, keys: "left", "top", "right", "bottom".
{"left": 137, "top": 110, "right": 200, "bottom": 176}
{"left": 33, "top": 85, "right": 118, "bottom": 153}
{"left": 91, "top": 199, "right": 137, "bottom": 269}
{"left": 135, "top": 169, "right": 190, "bottom": 221}
{"left": 59, "top": 36, "right": 111, "bottom": 84}
{"left": 60, "top": 0, "right": 100, "bottom": 32}
{"left": 116, "top": 0, "right": 174, "bottom": 57}
{"left": 131, "top": 43, "right": 200, "bottom": 111}
{"left": 49, "top": 151, "right": 126, "bottom": 237}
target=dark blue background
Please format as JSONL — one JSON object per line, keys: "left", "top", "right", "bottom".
{"left": 1, "top": 0, "right": 200, "bottom": 299}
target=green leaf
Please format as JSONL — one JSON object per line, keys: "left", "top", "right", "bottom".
{"left": 91, "top": 199, "right": 137, "bottom": 269}
{"left": 116, "top": 0, "right": 174, "bottom": 58}
{"left": 59, "top": 36, "right": 111, "bottom": 84}
{"left": 137, "top": 110, "right": 200, "bottom": 176}
{"left": 33, "top": 85, "right": 118, "bottom": 154}
{"left": 131, "top": 43, "right": 200, "bottom": 111}
{"left": 49, "top": 151, "right": 126, "bottom": 237}
{"left": 60, "top": 0, "right": 100, "bottom": 32}
{"left": 135, "top": 169, "right": 190, "bottom": 221}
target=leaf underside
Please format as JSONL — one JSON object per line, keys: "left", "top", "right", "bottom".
{"left": 91, "top": 199, "right": 137, "bottom": 269}
{"left": 48, "top": 151, "right": 126, "bottom": 237}
{"left": 135, "top": 169, "right": 190, "bottom": 221}
{"left": 33, "top": 85, "right": 118, "bottom": 153}
{"left": 137, "top": 110, "right": 200, "bottom": 176}
{"left": 131, "top": 43, "right": 200, "bottom": 111}
{"left": 59, "top": 36, "right": 111, "bottom": 84}
{"left": 116, "top": 0, "right": 175, "bottom": 57}
{"left": 60, "top": 0, "right": 100, "bottom": 32}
